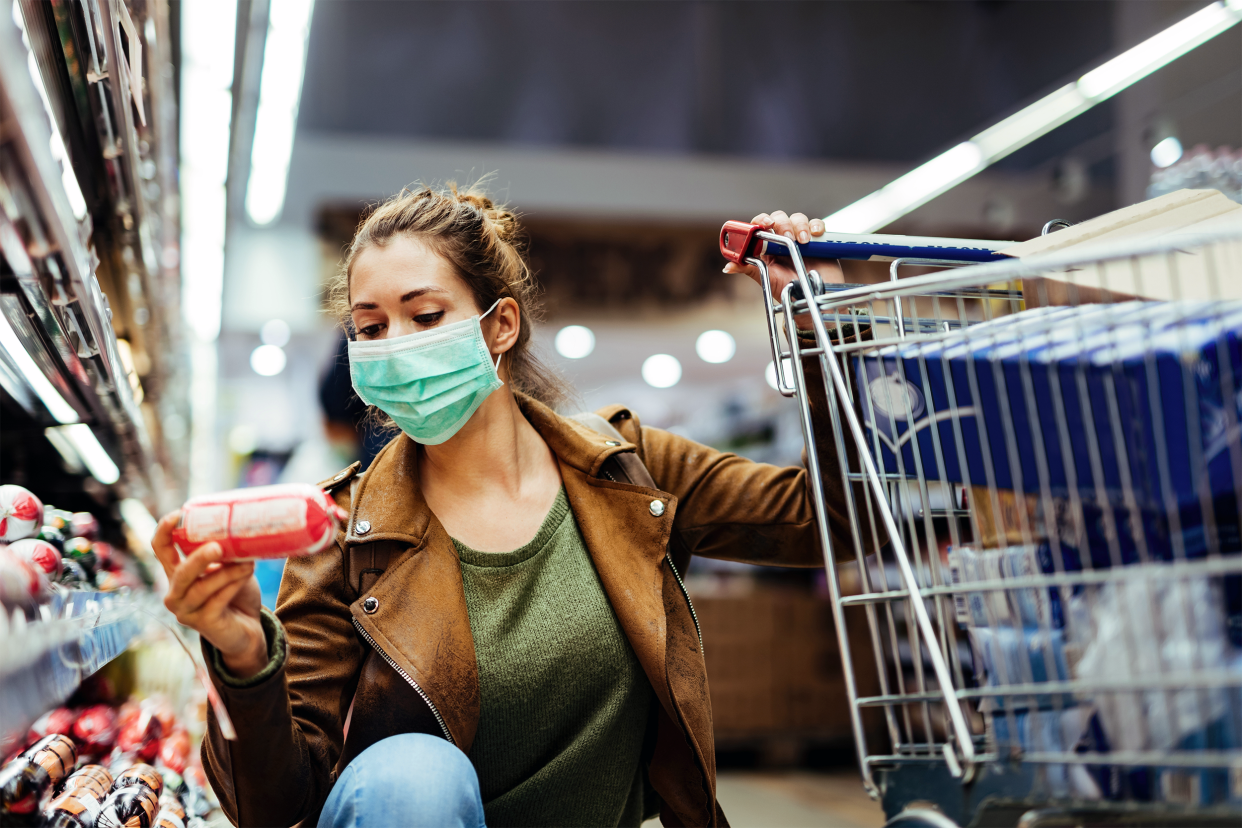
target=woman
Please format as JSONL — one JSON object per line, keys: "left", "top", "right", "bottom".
{"left": 153, "top": 185, "right": 869, "bottom": 828}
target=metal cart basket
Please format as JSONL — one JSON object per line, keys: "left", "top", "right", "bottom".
{"left": 720, "top": 223, "right": 1242, "bottom": 828}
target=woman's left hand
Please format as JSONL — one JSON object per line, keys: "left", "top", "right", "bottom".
{"left": 723, "top": 210, "right": 843, "bottom": 328}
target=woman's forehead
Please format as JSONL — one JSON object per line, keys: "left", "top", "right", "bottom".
{"left": 351, "top": 236, "right": 465, "bottom": 301}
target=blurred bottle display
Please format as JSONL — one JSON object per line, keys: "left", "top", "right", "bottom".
{"left": 1148, "top": 145, "right": 1242, "bottom": 204}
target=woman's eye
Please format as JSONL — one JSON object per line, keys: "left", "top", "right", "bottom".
{"left": 413, "top": 311, "right": 445, "bottom": 326}
{"left": 358, "top": 324, "right": 383, "bottom": 338}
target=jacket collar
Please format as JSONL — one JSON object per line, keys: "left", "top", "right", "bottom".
{"left": 343, "top": 393, "right": 639, "bottom": 547}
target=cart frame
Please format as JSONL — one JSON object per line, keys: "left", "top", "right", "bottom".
{"left": 724, "top": 224, "right": 1242, "bottom": 825}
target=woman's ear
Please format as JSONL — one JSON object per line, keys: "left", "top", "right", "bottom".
{"left": 488, "top": 297, "right": 521, "bottom": 354}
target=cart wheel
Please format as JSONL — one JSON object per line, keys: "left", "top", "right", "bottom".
{"left": 885, "top": 807, "right": 961, "bottom": 828}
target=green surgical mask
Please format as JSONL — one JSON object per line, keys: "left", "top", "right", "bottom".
{"left": 348, "top": 299, "right": 504, "bottom": 445}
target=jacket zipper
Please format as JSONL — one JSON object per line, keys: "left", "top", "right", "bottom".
{"left": 351, "top": 617, "right": 455, "bottom": 745}
{"left": 664, "top": 552, "right": 702, "bottom": 649}
{"left": 602, "top": 465, "right": 702, "bottom": 649}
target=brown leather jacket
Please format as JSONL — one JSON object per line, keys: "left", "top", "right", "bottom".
{"left": 201, "top": 334, "right": 872, "bottom": 828}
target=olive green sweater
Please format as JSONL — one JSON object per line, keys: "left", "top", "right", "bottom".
{"left": 453, "top": 488, "right": 652, "bottom": 828}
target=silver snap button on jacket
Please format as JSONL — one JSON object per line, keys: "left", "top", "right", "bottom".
{"left": 355, "top": 520, "right": 371, "bottom": 535}
{"left": 649, "top": 500, "right": 665, "bottom": 517}
{"left": 604, "top": 440, "right": 620, "bottom": 446}
{"left": 363, "top": 597, "right": 379, "bottom": 614}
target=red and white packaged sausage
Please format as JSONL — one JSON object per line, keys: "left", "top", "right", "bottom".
{"left": 171, "top": 483, "right": 346, "bottom": 560}
{"left": 0, "top": 485, "right": 43, "bottom": 542}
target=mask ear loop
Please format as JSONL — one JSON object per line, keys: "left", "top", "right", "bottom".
{"left": 482, "top": 297, "right": 505, "bottom": 379}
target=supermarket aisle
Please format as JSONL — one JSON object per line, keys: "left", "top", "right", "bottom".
{"left": 642, "top": 771, "right": 884, "bottom": 828}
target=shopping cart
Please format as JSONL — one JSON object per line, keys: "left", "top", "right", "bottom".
{"left": 720, "top": 221, "right": 1242, "bottom": 827}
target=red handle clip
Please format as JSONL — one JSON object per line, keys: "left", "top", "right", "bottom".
{"left": 719, "top": 221, "right": 762, "bottom": 264}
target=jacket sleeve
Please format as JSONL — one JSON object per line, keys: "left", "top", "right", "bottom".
{"left": 630, "top": 325, "right": 884, "bottom": 567}
{"left": 200, "top": 489, "right": 365, "bottom": 828}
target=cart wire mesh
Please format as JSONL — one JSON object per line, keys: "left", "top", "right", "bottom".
{"left": 733, "top": 226, "right": 1242, "bottom": 812}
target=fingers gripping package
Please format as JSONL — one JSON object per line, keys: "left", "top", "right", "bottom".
{"left": 171, "top": 483, "right": 347, "bottom": 560}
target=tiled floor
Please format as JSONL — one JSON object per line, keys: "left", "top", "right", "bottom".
{"left": 643, "top": 770, "right": 886, "bottom": 828}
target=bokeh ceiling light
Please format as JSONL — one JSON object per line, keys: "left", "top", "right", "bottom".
{"left": 250, "top": 344, "right": 288, "bottom": 376}
{"left": 765, "top": 360, "right": 795, "bottom": 391}
{"left": 228, "top": 424, "right": 258, "bottom": 455}
{"left": 245, "top": 0, "right": 316, "bottom": 226}
{"left": 642, "top": 355, "right": 682, "bottom": 388}
{"left": 695, "top": 330, "right": 736, "bottom": 364}
{"left": 261, "top": 318, "right": 292, "bottom": 347}
{"left": 1151, "top": 136, "right": 1185, "bottom": 168}
{"left": 554, "top": 325, "right": 595, "bottom": 359}
{"left": 823, "top": 0, "right": 1242, "bottom": 233}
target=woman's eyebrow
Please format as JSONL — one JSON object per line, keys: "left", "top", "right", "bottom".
{"left": 399, "top": 287, "right": 448, "bottom": 303}
{"left": 350, "top": 286, "right": 448, "bottom": 313}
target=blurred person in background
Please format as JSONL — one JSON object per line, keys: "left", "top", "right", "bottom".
{"left": 279, "top": 335, "right": 390, "bottom": 487}
{"left": 152, "top": 185, "right": 872, "bottom": 828}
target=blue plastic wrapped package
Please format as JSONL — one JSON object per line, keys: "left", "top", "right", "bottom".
{"left": 947, "top": 545, "right": 1064, "bottom": 629}
{"left": 855, "top": 302, "right": 1149, "bottom": 489}
{"left": 1077, "top": 701, "right": 1241, "bottom": 806}
{"left": 989, "top": 708, "right": 1097, "bottom": 799}
{"left": 967, "top": 626, "right": 1073, "bottom": 711}
{"left": 1073, "top": 575, "right": 1230, "bottom": 753}
{"left": 855, "top": 302, "right": 1242, "bottom": 564}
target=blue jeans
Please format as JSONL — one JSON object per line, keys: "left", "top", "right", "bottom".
{"left": 318, "top": 734, "right": 487, "bottom": 828}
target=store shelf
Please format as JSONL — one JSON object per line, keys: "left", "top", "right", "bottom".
{"left": 0, "top": 591, "right": 150, "bottom": 754}
{"left": 0, "top": 2, "right": 184, "bottom": 508}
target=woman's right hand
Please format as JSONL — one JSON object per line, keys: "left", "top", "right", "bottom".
{"left": 152, "top": 511, "right": 269, "bottom": 680}
{"left": 723, "top": 211, "right": 843, "bottom": 329}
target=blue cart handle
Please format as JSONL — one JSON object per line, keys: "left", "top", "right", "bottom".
{"left": 719, "top": 220, "right": 1015, "bottom": 264}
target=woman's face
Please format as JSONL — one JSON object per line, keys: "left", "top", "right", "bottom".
{"left": 349, "top": 235, "right": 479, "bottom": 341}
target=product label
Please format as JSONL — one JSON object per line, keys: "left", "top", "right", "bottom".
{"left": 156, "top": 811, "right": 186, "bottom": 828}
{"left": 183, "top": 505, "right": 231, "bottom": 543}
{"left": 64, "top": 766, "right": 112, "bottom": 797}
{"left": 116, "top": 765, "right": 162, "bottom": 796}
{"left": 229, "top": 498, "right": 306, "bottom": 539}
{"left": 65, "top": 764, "right": 113, "bottom": 794}
{"left": 48, "top": 791, "right": 101, "bottom": 817}
{"left": 30, "top": 734, "right": 75, "bottom": 780}
{"left": 948, "top": 551, "right": 970, "bottom": 625}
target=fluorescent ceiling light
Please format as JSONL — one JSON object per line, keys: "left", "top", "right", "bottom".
{"left": 246, "top": 0, "right": 316, "bottom": 226}
{"left": 828, "top": 143, "right": 984, "bottom": 234}
{"left": 180, "top": 0, "right": 238, "bottom": 342}
{"left": 824, "top": 1, "right": 1242, "bottom": 233}
{"left": 48, "top": 424, "right": 120, "bottom": 485}
{"left": 1077, "top": 1, "right": 1242, "bottom": 101}
{"left": 0, "top": 311, "right": 80, "bottom": 423}
{"left": 43, "top": 426, "right": 85, "bottom": 473}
